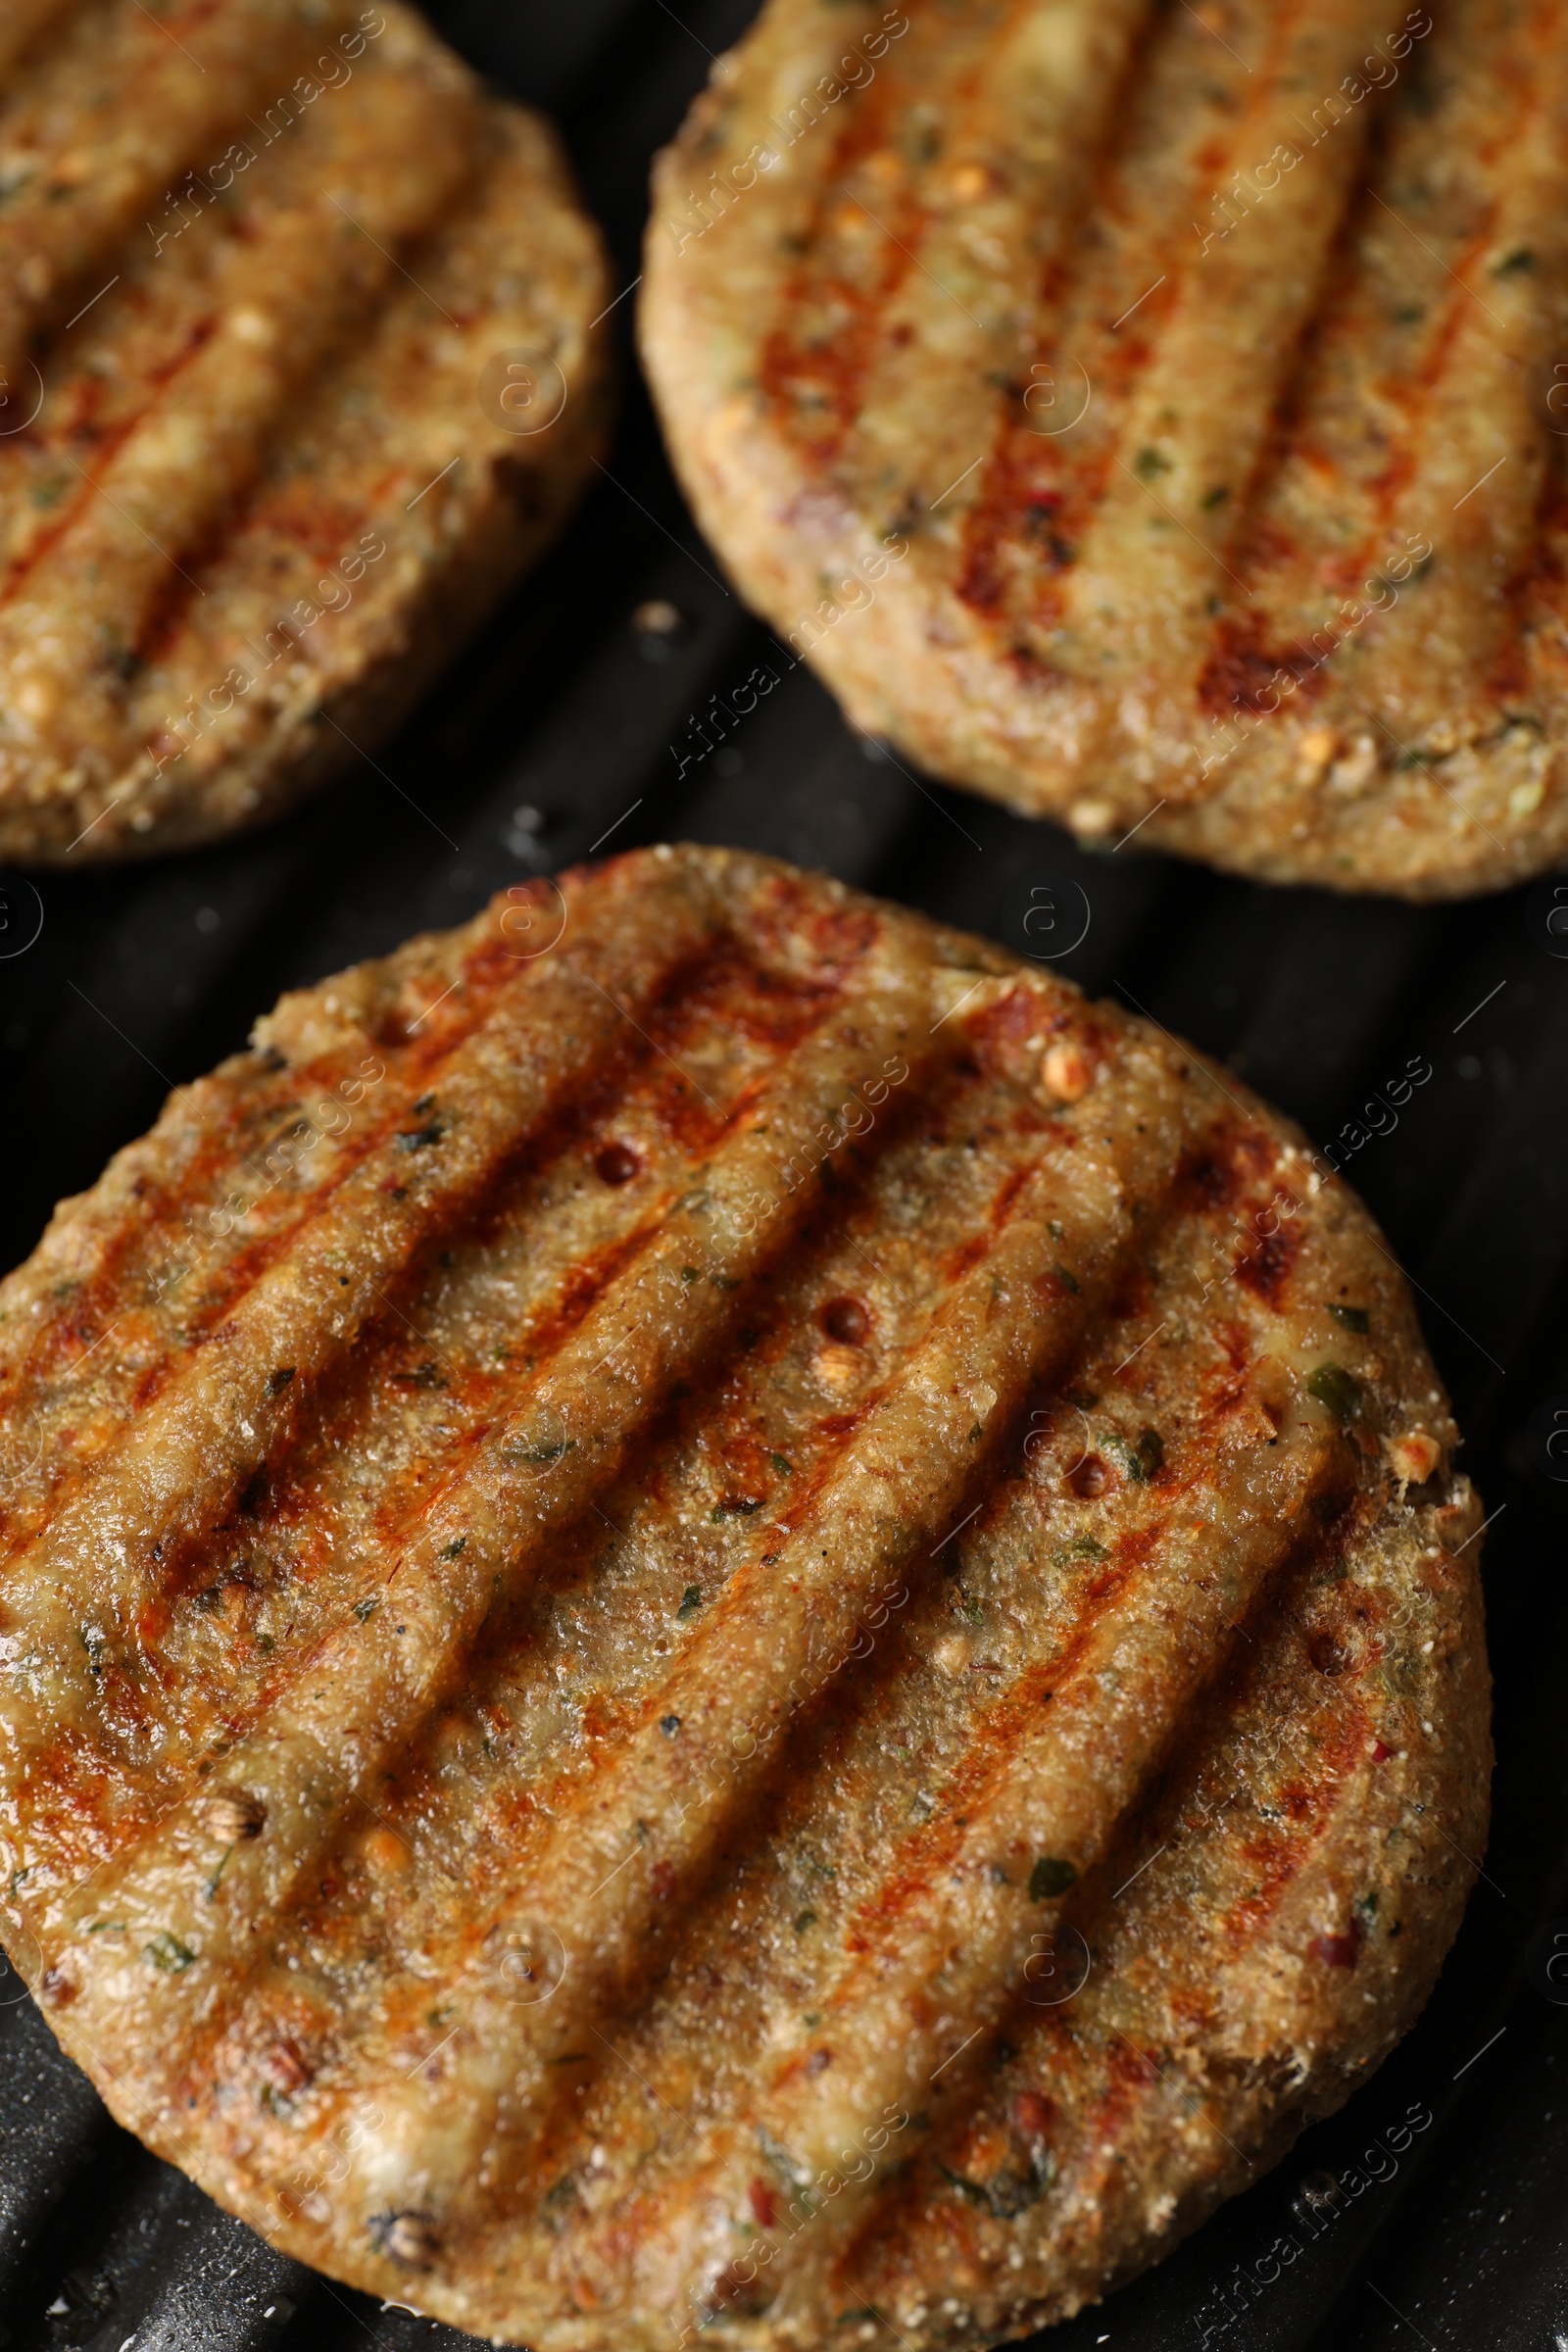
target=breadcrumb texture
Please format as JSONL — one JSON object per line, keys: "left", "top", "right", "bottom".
{"left": 642, "top": 0, "right": 1568, "bottom": 898}
{"left": 0, "top": 846, "right": 1490, "bottom": 2346}
{"left": 0, "top": 0, "right": 611, "bottom": 865}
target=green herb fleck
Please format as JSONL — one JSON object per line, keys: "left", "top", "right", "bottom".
{"left": 437, "top": 1537, "right": 466, "bottom": 1560}
{"left": 1053, "top": 1534, "right": 1106, "bottom": 1566}
{"left": 1494, "top": 247, "right": 1535, "bottom": 274}
{"left": 1200, "top": 484, "right": 1230, "bottom": 510}
{"left": 794, "top": 1908, "right": 817, "bottom": 1935}
{"left": 542, "top": 2174, "right": 581, "bottom": 2215}
{"left": 353, "top": 1596, "right": 378, "bottom": 1622}
{"left": 1327, "top": 1303, "right": 1369, "bottom": 1333}
{"left": 1135, "top": 447, "right": 1173, "bottom": 481}
{"left": 1054, "top": 1263, "right": 1081, "bottom": 1296}
{"left": 1100, "top": 1433, "right": 1148, "bottom": 1482}
{"left": 678, "top": 1585, "right": 703, "bottom": 1618}
{"left": 1028, "top": 1856, "right": 1077, "bottom": 1901}
{"left": 937, "top": 2159, "right": 1052, "bottom": 2219}
{"left": 937, "top": 2162, "right": 995, "bottom": 2209}
{"left": 101, "top": 630, "right": 143, "bottom": 678}
{"left": 145, "top": 1931, "right": 196, "bottom": 1974}
{"left": 770, "top": 1452, "right": 795, "bottom": 1476}
{"left": 1307, "top": 1362, "right": 1362, "bottom": 1422}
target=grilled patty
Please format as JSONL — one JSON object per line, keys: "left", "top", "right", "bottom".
{"left": 0, "top": 847, "right": 1488, "bottom": 2346}
{"left": 0, "top": 0, "right": 611, "bottom": 866}
{"left": 642, "top": 0, "right": 1568, "bottom": 899}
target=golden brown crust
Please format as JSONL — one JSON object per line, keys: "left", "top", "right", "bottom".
{"left": 641, "top": 0, "right": 1568, "bottom": 898}
{"left": 0, "top": 0, "right": 612, "bottom": 865}
{"left": 0, "top": 847, "right": 1489, "bottom": 2345}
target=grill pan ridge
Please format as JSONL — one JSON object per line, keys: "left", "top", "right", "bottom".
{"left": 0, "top": 4, "right": 1565, "bottom": 2350}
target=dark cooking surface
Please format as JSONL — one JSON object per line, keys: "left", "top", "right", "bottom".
{"left": 2, "top": 3, "right": 1567, "bottom": 2346}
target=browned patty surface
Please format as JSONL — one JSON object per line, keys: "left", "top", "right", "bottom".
{"left": 642, "top": 0, "right": 1568, "bottom": 899}
{"left": 0, "top": 0, "right": 611, "bottom": 866}
{"left": 0, "top": 847, "right": 1489, "bottom": 2345}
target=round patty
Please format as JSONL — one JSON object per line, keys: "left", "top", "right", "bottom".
{"left": 0, "top": 846, "right": 1489, "bottom": 2346}
{"left": 641, "top": 0, "right": 1568, "bottom": 900}
{"left": 0, "top": 0, "right": 611, "bottom": 866}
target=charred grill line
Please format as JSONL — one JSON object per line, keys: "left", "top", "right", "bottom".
{"left": 37, "top": 895, "right": 941, "bottom": 2055}
{"left": 338, "top": 1151, "right": 1137, "bottom": 2227}
{"left": 0, "top": 0, "right": 612, "bottom": 866}
{"left": 0, "top": 862, "right": 722, "bottom": 1799}
{"left": 0, "top": 798, "right": 1496, "bottom": 2352}
{"left": 645, "top": 0, "right": 1568, "bottom": 894}
{"left": 613, "top": 1308, "right": 1347, "bottom": 2313}
{"left": 0, "top": 0, "right": 370, "bottom": 377}
{"left": 0, "top": 49, "right": 481, "bottom": 662}
{"left": 0, "top": 0, "right": 86, "bottom": 76}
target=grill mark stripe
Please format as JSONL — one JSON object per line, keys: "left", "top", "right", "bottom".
{"left": 121, "top": 108, "right": 602, "bottom": 760}
{"left": 38, "top": 926, "right": 939, "bottom": 2022}
{"left": 0, "top": 860, "right": 724, "bottom": 1752}
{"left": 631, "top": 1403, "right": 1343, "bottom": 2314}
{"left": 954, "top": 0, "right": 1292, "bottom": 623}
{"left": 563, "top": 1129, "right": 1344, "bottom": 2299}
{"left": 755, "top": 0, "right": 1043, "bottom": 466}
{"left": 0, "top": 50, "right": 480, "bottom": 773}
{"left": 0, "top": 850, "right": 1486, "bottom": 2338}
{"left": 490, "top": 1141, "right": 1436, "bottom": 2312}
{"left": 289, "top": 1002, "right": 1235, "bottom": 2226}
{"left": 846, "top": 0, "right": 1152, "bottom": 581}
{"left": 0, "top": 0, "right": 83, "bottom": 75}
{"left": 0, "top": 0, "right": 368, "bottom": 375}
{"left": 349, "top": 1173, "right": 1111, "bottom": 2218}
{"left": 1036, "top": 0, "right": 1389, "bottom": 713}
{"left": 0, "top": 893, "right": 612, "bottom": 1551}
{"left": 1210, "top": 0, "right": 1568, "bottom": 750}
{"left": 114, "top": 950, "right": 846, "bottom": 1657}
{"left": 645, "top": 2, "right": 1568, "bottom": 890}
